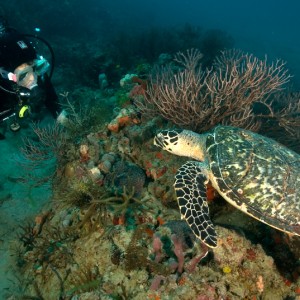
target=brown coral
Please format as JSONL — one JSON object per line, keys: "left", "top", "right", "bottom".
{"left": 134, "top": 49, "right": 298, "bottom": 137}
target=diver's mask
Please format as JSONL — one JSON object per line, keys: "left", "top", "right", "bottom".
{"left": 14, "top": 63, "right": 38, "bottom": 90}
{"left": 34, "top": 56, "right": 50, "bottom": 76}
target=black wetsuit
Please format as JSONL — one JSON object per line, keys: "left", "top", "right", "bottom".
{"left": 0, "top": 28, "right": 59, "bottom": 125}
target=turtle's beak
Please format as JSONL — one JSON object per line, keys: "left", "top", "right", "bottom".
{"left": 154, "top": 133, "right": 165, "bottom": 149}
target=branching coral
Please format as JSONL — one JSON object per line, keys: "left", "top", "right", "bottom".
{"left": 19, "top": 121, "right": 69, "bottom": 187}
{"left": 59, "top": 91, "right": 91, "bottom": 136}
{"left": 22, "top": 122, "right": 68, "bottom": 162}
{"left": 59, "top": 90, "right": 112, "bottom": 137}
{"left": 261, "top": 91, "right": 300, "bottom": 150}
{"left": 134, "top": 49, "right": 298, "bottom": 137}
{"left": 274, "top": 92, "right": 300, "bottom": 137}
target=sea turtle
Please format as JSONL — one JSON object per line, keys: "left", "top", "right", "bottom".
{"left": 154, "top": 126, "right": 300, "bottom": 247}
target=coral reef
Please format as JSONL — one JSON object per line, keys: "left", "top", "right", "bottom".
{"left": 107, "top": 106, "right": 140, "bottom": 133}
{"left": 104, "top": 160, "right": 146, "bottom": 196}
{"left": 7, "top": 50, "right": 300, "bottom": 300}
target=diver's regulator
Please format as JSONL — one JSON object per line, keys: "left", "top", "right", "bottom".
{"left": 17, "top": 87, "right": 31, "bottom": 118}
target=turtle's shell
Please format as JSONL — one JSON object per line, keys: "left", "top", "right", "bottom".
{"left": 206, "top": 126, "right": 300, "bottom": 235}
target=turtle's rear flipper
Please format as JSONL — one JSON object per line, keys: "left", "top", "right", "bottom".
{"left": 175, "top": 161, "right": 217, "bottom": 248}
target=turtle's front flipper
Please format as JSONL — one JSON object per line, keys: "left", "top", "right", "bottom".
{"left": 175, "top": 161, "right": 217, "bottom": 248}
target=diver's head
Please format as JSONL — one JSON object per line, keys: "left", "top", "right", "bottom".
{"left": 14, "top": 63, "right": 38, "bottom": 90}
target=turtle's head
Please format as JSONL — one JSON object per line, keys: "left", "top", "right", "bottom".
{"left": 154, "top": 129, "right": 206, "bottom": 160}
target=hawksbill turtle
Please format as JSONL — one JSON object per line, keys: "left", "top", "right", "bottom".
{"left": 154, "top": 126, "right": 300, "bottom": 247}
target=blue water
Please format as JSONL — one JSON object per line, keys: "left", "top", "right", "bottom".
{"left": 102, "top": 0, "right": 300, "bottom": 87}
{"left": 108, "top": 0, "right": 300, "bottom": 88}
{"left": 4, "top": 0, "right": 299, "bottom": 87}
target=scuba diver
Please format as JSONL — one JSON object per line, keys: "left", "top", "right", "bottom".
{"left": 0, "top": 16, "right": 61, "bottom": 139}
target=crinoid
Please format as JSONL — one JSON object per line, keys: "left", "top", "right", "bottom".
{"left": 97, "top": 186, "right": 147, "bottom": 213}
{"left": 18, "top": 221, "right": 36, "bottom": 252}
{"left": 75, "top": 185, "right": 152, "bottom": 231}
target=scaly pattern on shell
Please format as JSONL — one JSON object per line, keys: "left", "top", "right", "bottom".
{"left": 206, "top": 126, "right": 300, "bottom": 234}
